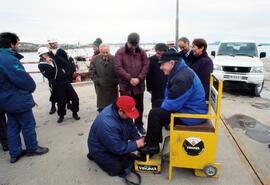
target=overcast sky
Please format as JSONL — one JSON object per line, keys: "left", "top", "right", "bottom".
{"left": 1, "top": 0, "right": 269, "bottom": 44}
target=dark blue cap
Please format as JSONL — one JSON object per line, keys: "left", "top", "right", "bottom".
{"left": 159, "top": 51, "right": 180, "bottom": 64}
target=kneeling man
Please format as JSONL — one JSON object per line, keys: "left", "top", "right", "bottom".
{"left": 87, "top": 96, "right": 145, "bottom": 176}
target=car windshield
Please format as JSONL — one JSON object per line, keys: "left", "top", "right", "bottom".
{"left": 217, "top": 42, "right": 258, "bottom": 57}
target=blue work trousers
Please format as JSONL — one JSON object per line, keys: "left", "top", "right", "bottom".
{"left": 6, "top": 110, "right": 38, "bottom": 157}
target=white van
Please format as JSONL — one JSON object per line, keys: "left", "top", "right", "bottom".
{"left": 211, "top": 40, "right": 266, "bottom": 96}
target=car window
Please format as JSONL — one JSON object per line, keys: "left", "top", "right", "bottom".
{"left": 217, "top": 42, "right": 258, "bottom": 57}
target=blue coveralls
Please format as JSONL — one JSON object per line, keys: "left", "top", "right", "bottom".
{"left": 0, "top": 48, "right": 38, "bottom": 157}
{"left": 88, "top": 104, "right": 140, "bottom": 176}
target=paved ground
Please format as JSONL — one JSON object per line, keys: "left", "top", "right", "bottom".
{"left": 1, "top": 59, "right": 270, "bottom": 185}
{"left": 221, "top": 58, "right": 270, "bottom": 184}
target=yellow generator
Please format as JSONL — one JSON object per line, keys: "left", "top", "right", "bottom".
{"left": 169, "top": 74, "right": 223, "bottom": 180}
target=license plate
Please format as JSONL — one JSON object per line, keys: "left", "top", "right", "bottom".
{"left": 224, "top": 75, "right": 245, "bottom": 80}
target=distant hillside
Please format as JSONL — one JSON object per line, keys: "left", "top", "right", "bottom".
{"left": 19, "top": 42, "right": 39, "bottom": 52}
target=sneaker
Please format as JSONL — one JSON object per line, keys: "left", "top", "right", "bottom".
{"left": 57, "top": 116, "right": 64, "bottom": 123}
{"left": 10, "top": 150, "right": 26, "bottom": 163}
{"left": 73, "top": 113, "right": 80, "bottom": 120}
{"left": 137, "top": 125, "right": 146, "bottom": 135}
{"left": 26, "top": 146, "right": 49, "bottom": 156}
{"left": 49, "top": 106, "right": 56, "bottom": 114}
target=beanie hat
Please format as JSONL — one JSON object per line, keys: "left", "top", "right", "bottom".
{"left": 127, "top": 32, "right": 140, "bottom": 45}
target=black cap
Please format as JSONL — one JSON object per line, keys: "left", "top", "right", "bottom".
{"left": 159, "top": 51, "right": 180, "bottom": 64}
{"left": 127, "top": 32, "right": 140, "bottom": 45}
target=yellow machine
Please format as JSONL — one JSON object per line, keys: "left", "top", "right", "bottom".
{"left": 134, "top": 75, "right": 223, "bottom": 179}
{"left": 169, "top": 74, "right": 223, "bottom": 180}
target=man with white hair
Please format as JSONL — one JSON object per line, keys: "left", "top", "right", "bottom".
{"left": 89, "top": 43, "right": 118, "bottom": 112}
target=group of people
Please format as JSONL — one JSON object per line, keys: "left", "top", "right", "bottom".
{"left": 38, "top": 39, "right": 80, "bottom": 123}
{"left": 0, "top": 31, "right": 213, "bottom": 179}
{"left": 87, "top": 33, "right": 213, "bottom": 177}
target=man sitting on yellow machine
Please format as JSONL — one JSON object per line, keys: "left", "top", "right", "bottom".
{"left": 140, "top": 51, "right": 207, "bottom": 155}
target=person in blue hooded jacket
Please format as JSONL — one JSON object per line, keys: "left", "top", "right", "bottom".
{"left": 141, "top": 51, "right": 207, "bottom": 154}
{"left": 87, "top": 96, "right": 145, "bottom": 176}
{"left": 0, "top": 32, "right": 49, "bottom": 163}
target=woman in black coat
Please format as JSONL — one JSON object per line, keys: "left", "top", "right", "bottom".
{"left": 191, "top": 39, "right": 213, "bottom": 100}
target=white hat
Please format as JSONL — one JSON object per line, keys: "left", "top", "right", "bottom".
{"left": 47, "top": 38, "right": 58, "bottom": 44}
{"left": 38, "top": 47, "right": 50, "bottom": 56}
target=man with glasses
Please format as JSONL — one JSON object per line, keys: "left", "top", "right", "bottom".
{"left": 178, "top": 37, "right": 195, "bottom": 67}
{"left": 114, "top": 33, "right": 149, "bottom": 135}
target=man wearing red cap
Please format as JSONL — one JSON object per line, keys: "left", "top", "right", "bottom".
{"left": 87, "top": 96, "right": 145, "bottom": 177}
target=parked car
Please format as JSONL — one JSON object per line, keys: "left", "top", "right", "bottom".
{"left": 211, "top": 40, "right": 266, "bottom": 96}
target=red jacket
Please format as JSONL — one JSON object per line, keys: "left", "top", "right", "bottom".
{"left": 114, "top": 44, "right": 149, "bottom": 95}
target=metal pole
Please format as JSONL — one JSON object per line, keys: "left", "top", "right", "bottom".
{"left": 175, "top": 0, "right": 179, "bottom": 45}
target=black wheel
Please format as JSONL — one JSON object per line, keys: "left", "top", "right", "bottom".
{"left": 203, "top": 165, "right": 218, "bottom": 177}
{"left": 251, "top": 81, "right": 264, "bottom": 97}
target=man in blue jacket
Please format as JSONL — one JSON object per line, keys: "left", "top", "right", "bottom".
{"left": 87, "top": 96, "right": 145, "bottom": 176}
{"left": 0, "top": 32, "right": 49, "bottom": 163}
{"left": 141, "top": 51, "right": 207, "bottom": 154}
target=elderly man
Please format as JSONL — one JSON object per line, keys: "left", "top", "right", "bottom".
{"left": 87, "top": 96, "right": 145, "bottom": 177}
{"left": 146, "top": 43, "right": 168, "bottom": 108}
{"left": 0, "top": 32, "right": 49, "bottom": 163}
{"left": 141, "top": 51, "right": 207, "bottom": 154}
{"left": 90, "top": 44, "right": 118, "bottom": 112}
{"left": 178, "top": 37, "right": 195, "bottom": 67}
{"left": 114, "top": 32, "right": 149, "bottom": 135}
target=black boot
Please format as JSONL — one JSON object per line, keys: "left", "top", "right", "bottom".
{"left": 26, "top": 146, "right": 49, "bottom": 156}
{"left": 57, "top": 116, "right": 64, "bottom": 123}
{"left": 73, "top": 112, "right": 80, "bottom": 120}
{"left": 49, "top": 103, "right": 56, "bottom": 114}
{"left": 10, "top": 150, "right": 26, "bottom": 163}
{"left": 1, "top": 142, "right": 8, "bottom": 151}
{"left": 138, "top": 144, "right": 160, "bottom": 155}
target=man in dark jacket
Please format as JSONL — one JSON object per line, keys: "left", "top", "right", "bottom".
{"left": 89, "top": 43, "right": 118, "bottom": 112}
{"left": 114, "top": 33, "right": 149, "bottom": 135}
{"left": 191, "top": 38, "right": 213, "bottom": 100}
{"left": 38, "top": 47, "right": 80, "bottom": 123}
{"left": 0, "top": 32, "right": 49, "bottom": 163}
{"left": 87, "top": 96, "right": 145, "bottom": 176}
{"left": 178, "top": 37, "right": 195, "bottom": 67}
{"left": 146, "top": 43, "right": 168, "bottom": 107}
{"left": 141, "top": 51, "right": 207, "bottom": 154}
{"left": 0, "top": 109, "right": 8, "bottom": 151}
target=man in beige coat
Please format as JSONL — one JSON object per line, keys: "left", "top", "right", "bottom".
{"left": 90, "top": 44, "right": 118, "bottom": 112}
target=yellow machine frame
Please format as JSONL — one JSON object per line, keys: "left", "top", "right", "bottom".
{"left": 169, "top": 74, "right": 223, "bottom": 180}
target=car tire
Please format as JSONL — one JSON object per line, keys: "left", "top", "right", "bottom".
{"left": 251, "top": 81, "right": 264, "bottom": 97}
